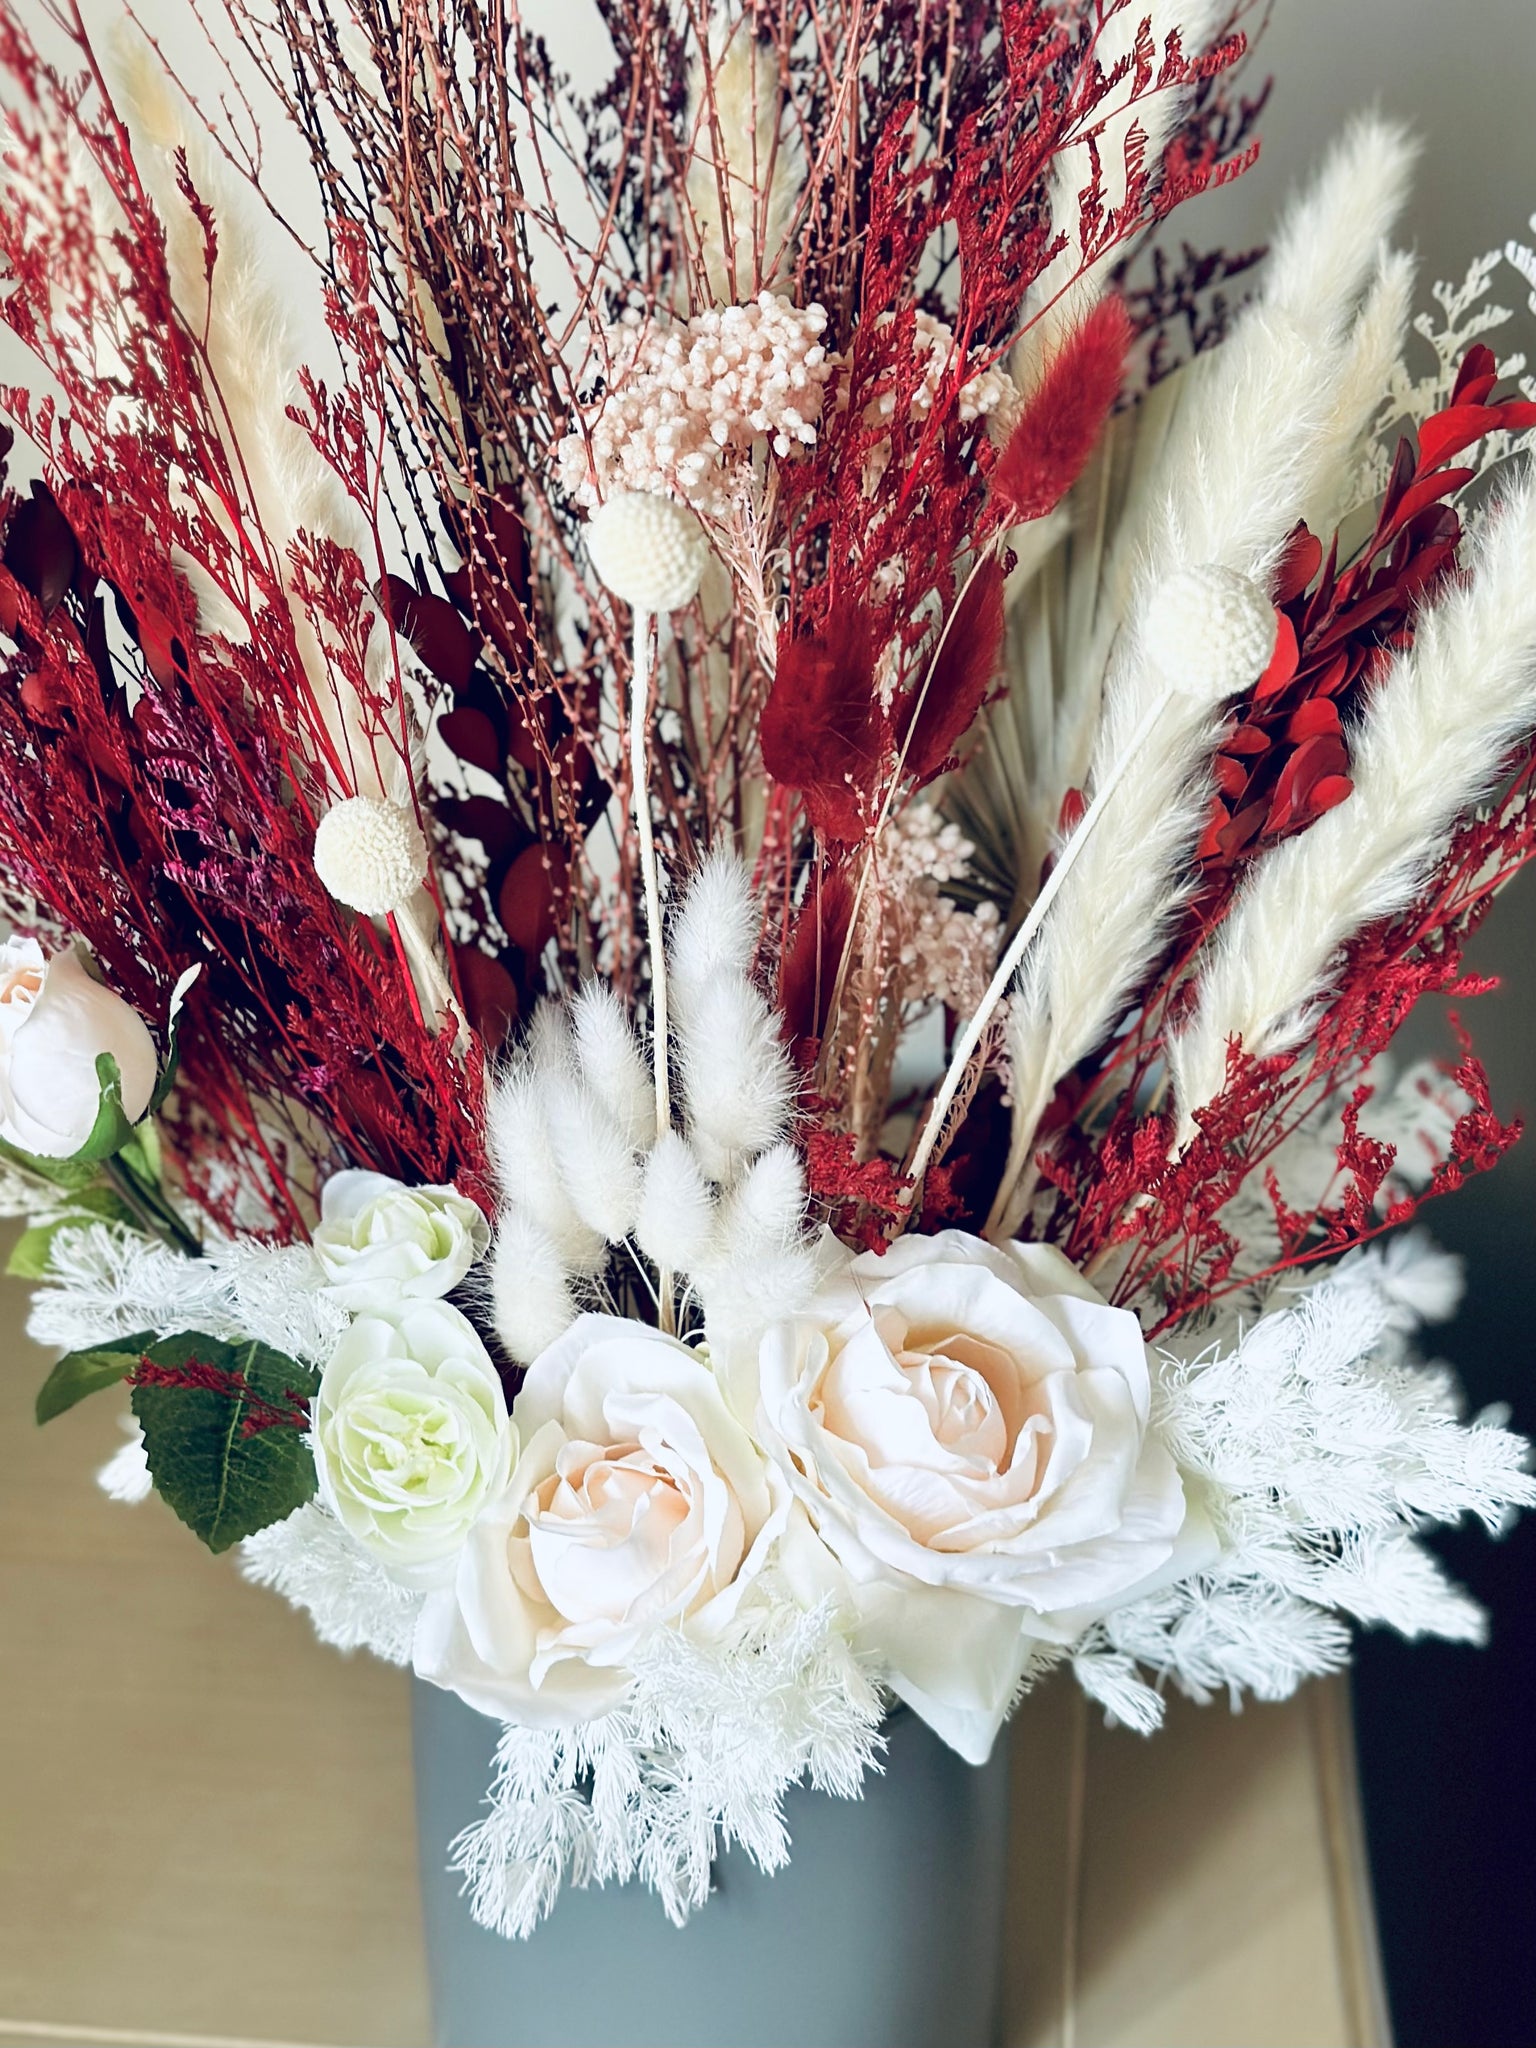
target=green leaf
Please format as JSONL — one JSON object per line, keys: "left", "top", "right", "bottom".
{"left": 36, "top": 1332, "right": 155, "bottom": 1424}
{"left": 0, "top": 1137, "right": 103, "bottom": 1191}
{"left": 70, "top": 1052, "right": 139, "bottom": 1164}
{"left": 7, "top": 1188, "right": 140, "bottom": 1278}
{"left": 149, "top": 964, "right": 201, "bottom": 1115}
{"left": 131, "top": 1332, "right": 319, "bottom": 1553}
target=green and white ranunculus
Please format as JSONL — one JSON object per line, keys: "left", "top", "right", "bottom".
{"left": 313, "top": 1301, "right": 515, "bottom": 1587}
{"left": 313, "top": 1170, "right": 489, "bottom": 1310}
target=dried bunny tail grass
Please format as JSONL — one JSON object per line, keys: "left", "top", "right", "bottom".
{"left": 635, "top": 1132, "right": 718, "bottom": 1274}
{"left": 686, "top": 25, "right": 800, "bottom": 304}
{"left": 484, "top": 1063, "right": 604, "bottom": 1274}
{"left": 487, "top": 1208, "right": 578, "bottom": 1366}
{"left": 544, "top": 1074, "right": 644, "bottom": 1244}
{"left": 714, "top": 1142, "right": 806, "bottom": 1258}
{"left": 1172, "top": 471, "right": 1536, "bottom": 1133}
{"left": 677, "top": 975, "right": 796, "bottom": 1183}
{"left": 1014, "top": 0, "right": 1227, "bottom": 389}
{"left": 668, "top": 849, "right": 760, "bottom": 1012}
{"left": 572, "top": 983, "right": 656, "bottom": 1150}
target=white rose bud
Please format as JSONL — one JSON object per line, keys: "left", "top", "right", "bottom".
{"left": 0, "top": 938, "right": 157, "bottom": 1157}
{"left": 313, "top": 1301, "right": 516, "bottom": 1586}
{"left": 314, "top": 1170, "right": 489, "bottom": 1310}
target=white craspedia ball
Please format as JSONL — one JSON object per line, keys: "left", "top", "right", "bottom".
{"left": 1141, "top": 564, "right": 1278, "bottom": 701}
{"left": 586, "top": 491, "right": 709, "bottom": 612}
{"left": 313, "top": 797, "right": 428, "bottom": 917}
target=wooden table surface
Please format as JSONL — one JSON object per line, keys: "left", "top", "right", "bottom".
{"left": 0, "top": 1240, "right": 1389, "bottom": 2048}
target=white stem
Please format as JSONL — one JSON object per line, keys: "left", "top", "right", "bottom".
{"left": 630, "top": 610, "right": 675, "bottom": 1332}
{"left": 906, "top": 686, "right": 1171, "bottom": 1194}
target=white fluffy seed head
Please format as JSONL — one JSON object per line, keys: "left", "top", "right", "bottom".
{"left": 586, "top": 491, "right": 710, "bottom": 612}
{"left": 679, "top": 978, "right": 795, "bottom": 1181}
{"left": 1140, "top": 564, "right": 1279, "bottom": 702}
{"left": 312, "top": 796, "right": 428, "bottom": 915}
{"left": 635, "top": 1131, "right": 718, "bottom": 1273}
{"left": 489, "top": 1209, "right": 576, "bottom": 1364}
{"left": 571, "top": 983, "right": 656, "bottom": 1149}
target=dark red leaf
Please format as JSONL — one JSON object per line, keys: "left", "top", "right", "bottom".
{"left": 1417, "top": 403, "right": 1511, "bottom": 472}
{"left": 435, "top": 795, "right": 526, "bottom": 862}
{"left": 1452, "top": 344, "right": 1498, "bottom": 404}
{"left": 779, "top": 871, "right": 854, "bottom": 1070}
{"left": 760, "top": 608, "right": 884, "bottom": 843}
{"left": 992, "top": 296, "right": 1131, "bottom": 524}
{"left": 439, "top": 706, "right": 504, "bottom": 777}
{"left": 3, "top": 485, "right": 77, "bottom": 612}
{"left": 1252, "top": 611, "right": 1299, "bottom": 700}
{"left": 455, "top": 950, "right": 520, "bottom": 1049}
{"left": 1273, "top": 526, "right": 1323, "bottom": 605}
{"left": 380, "top": 575, "right": 476, "bottom": 693}
{"left": 901, "top": 554, "right": 1005, "bottom": 783}
{"left": 497, "top": 843, "right": 566, "bottom": 958}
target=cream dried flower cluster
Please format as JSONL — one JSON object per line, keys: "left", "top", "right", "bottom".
{"left": 872, "top": 804, "right": 1002, "bottom": 1014}
{"left": 554, "top": 293, "right": 834, "bottom": 518}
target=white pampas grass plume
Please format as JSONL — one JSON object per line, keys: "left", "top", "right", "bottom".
{"left": 678, "top": 977, "right": 795, "bottom": 1182}
{"left": 485, "top": 1066, "right": 603, "bottom": 1273}
{"left": 686, "top": 27, "right": 800, "bottom": 302}
{"left": 1261, "top": 114, "right": 1417, "bottom": 341}
{"left": 1172, "top": 473, "right": 1536, "bottom": 1129}
{"left": 1299, "top": 247, "right": 1417, "bottom": 536}
{"left": 668, "top": 850, "right": 760, "bottom": 1012}
{"left": 489, "top": 1209, "right": 577, "bottom": 1365}
{"left": 572, "top": 984, "right": 656, "bottom": 1149}
{"left": 544, "top": 1077, "right": 643, "bottom": 1244}
{"left": 635, "top": 1133, "right": 718, "bottom": 1273}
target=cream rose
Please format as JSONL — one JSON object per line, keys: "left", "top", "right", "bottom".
{"left": 754, "top": 1230, "right": 1207, "bottom": 1763}
{"left": 314, "top": 1300, "right": 515, "bottom": 1586}
{"left": 314, "top": 1170, "right": 489, "bottom": 1309}
{"left": 414, "top": 1314, "right": 788, "bottom": 1726}
{"left": 0, "top": 939, "right": 157, "bottom": 1157}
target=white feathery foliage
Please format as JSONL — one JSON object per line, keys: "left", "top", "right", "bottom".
{"left": 1079, "top": 1246, "right": 1535, "bottom": 1719}
{"left": 484, "top": 1062, "right": 605, "bottom": 1274}
{"left": 544, "top": 1073, "right": 644, "bottom": 1243}
{"left": 240, "top": 1502, "right": 424, "bottom": 1666}
{"left": 96, "top": 1417, "right": 153, "bottom": 1505}
{"left": 1297, "top": 246, "right": 1417, "bottom": 536}
{"left": 1172, "top": 472, "right": 1536, "bottom": 1128}
{"left": 28, "top": 1223, "right": 347, "bottom": 1366}
{"left": 1013, "top": 0, "right": 1226, "bottom": 386}
{"left": 686, "top": 27, "right": 801, "bottom": 304}
{"left": 447, "top": 1587, "right": 885, "bottom": 1936}
{"left": 1260, "top": 115, "right": 1418, "bottom": 340}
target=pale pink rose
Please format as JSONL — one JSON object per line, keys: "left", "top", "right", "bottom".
{"left": 0, "top": 938, "right": 157, "bottom": 1157}
{"left": 754, "top": 1230, "right": 1208, "bottom": 1763}
{"left": 414, "top": 1315, "right": 790, "bottom": 1725}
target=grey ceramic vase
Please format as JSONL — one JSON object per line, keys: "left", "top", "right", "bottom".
{"left": 413, "top": 1679, "right": 1011, "bottom": 2048}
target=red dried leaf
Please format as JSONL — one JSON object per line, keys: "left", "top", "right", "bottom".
{"left": 760, "top": 608, "right": 885, "bottom": 842}
{"left": 901, "top": 553, "right": 1006, "bottom": 783}
{"left": 779, "top": 871, "right": 854, "bottom": 1070}
{"left": 439, "top": 706, "right": 503, "bottom": 777}
{"left": 497, "top": 843, "right": 566, "bottom": 958}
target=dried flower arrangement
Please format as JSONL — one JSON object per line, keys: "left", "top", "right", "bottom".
{"left": 2, "top": 0, "right": 1534, "bottom": 1937}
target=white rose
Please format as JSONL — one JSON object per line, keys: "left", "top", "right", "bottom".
{"left": 754, "top": 1230, "right": 1209, "bottom": 1764}
{"left": 314, "top": 1300, "right": 515, "bottom": 1586}
{"left": 414, "top": 1314, "right": 789, "bottom": 1726}
{"left": 0, "top": 939, "right": 156, "bottom": 1157}
{"left": 314, "top": 1170, "right": 489, "bottom": 1309}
